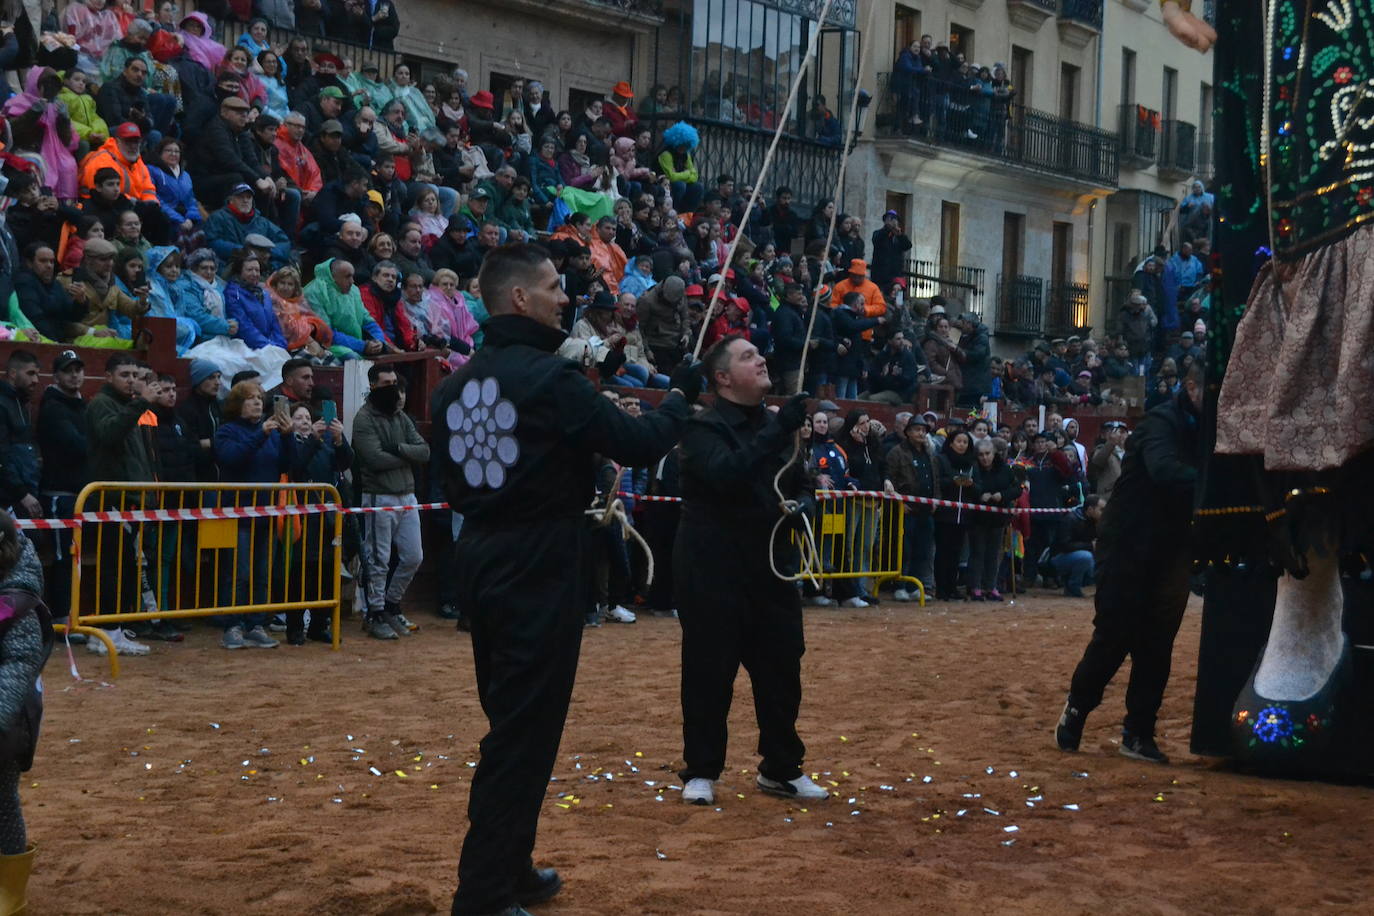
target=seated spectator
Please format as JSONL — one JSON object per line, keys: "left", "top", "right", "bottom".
{"left": 620, "top": 255, "right": 656, "bottom": 298}
{"left": 176, "top": 11, "right": 226, "bottom": 73}
{"left": 14, "top": 243, "right": 88, "bottom": 343}
{"left": 112, "top": 248, "right": 154, "bottom": 332}
{"left": 322, "top": 215, "right": 373, "bottom": 281}
{"left": 66, "top": 0, "right": 124, "bottom": 73}
{"left": 360, "top": 261, "right": 419, "bottom": 351}
{"left": 4, "top": 67, "right": 80, "bottom": 202}
{"left": 311, "top": 164, "right": 372, "bottom": 240}
{"left": 274, "top": 112, "right": 323, "bottom": 211}
{"left": 145, "top": 246, "right": 206, "bottom": 354}
{"left": 96, "top": 55, "right": 157, "bottom": 140}
{"left": 386, "top": 63, "right": 433, "bottom": 133}
{"left": 866, "top": 332, "right": 922, "bottom": 404}
{"left": 224, "top": 252, "right": 287, "bottom": 350}
{"left": 370, "top": 154, "right": 408, "bottom": 234}
{"left": 416, "top": 269, "right": 480, "bottom": 366}
{"left": 60, "top": 238, "right": 147, "bottom": 343}
{"left": 495, "top": 178, "right": 536, "bottom": 240}
{"left": 99, "top": 16, "right": 154, "bottom": 85}
{"left": 394, "top": 223, "right": 435, "bottom": 284}
{"left": 191, "top": 94, "right": 270, "bottom": 207}
{"left": 303, "top": 258, "right": 388, "bottom": 359}
{"left": 589, "top": 216, "right": 629, "bottom": 294}
{"left": 658, "top": 122, "right": 702, "bottom": 211}
{"left": 203, "top": 183, "right": 292, "bottom": 268}
{"left": 59, "top": 69, "right": 109, "bottom": 154}
{"left": 111, "top": 209, "right": 151, "bottom": 260}
{"left": 77, "top": 164, "right": 137, "bottom": 238}
{"left": 4, "top": 175, "right": 78, "bottom": 253}
{"left": 428, "top": 215, "right": 482, "bottom": 278}
{"left": 59, "top": 215, "right": 105, "bottom": 271}
{"left": 146, "top": 137, "right": 203, "bottom": 250}
{"left": 266, "top": 266, "right": 336, "bottom": 362}
{"left": 79, "top": 122, "right": 166, "bottom": 242}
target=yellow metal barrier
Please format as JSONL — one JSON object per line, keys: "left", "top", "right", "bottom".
{"left": 57, "top": 482, "right": 344, "bottom": 677}
{"left": 796, "top": 494, "right": 926, "bottom": 604}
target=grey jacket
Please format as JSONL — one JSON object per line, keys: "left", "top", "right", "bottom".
{"left": 351, "top": 401, "right": 430, "bottom": 495}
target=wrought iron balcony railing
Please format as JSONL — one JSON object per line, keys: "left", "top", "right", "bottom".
{"left": 1159, "top": 119, "right": 1198, "bottom": 176}
{"left": 996, "top": 274, "right": 1046, "bottom": 336}
{"left": 1118, "top": 103, "right": 1159, "bottom": 168}
{"left": 908, "top": 259, "right": 987, "bottom": 322}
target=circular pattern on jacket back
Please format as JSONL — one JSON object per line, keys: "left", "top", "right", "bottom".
{"left": 447, "top": 377, "right": 521, "bottom": 489}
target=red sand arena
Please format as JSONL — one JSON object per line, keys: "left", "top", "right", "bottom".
{"left": 29, "top": 594, "right": 1374, "bottom": 914}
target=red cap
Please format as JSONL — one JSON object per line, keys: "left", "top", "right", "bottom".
{"left": 313, "top": 51, "right": 344, "bottom": 69}
{"left": 684, "top": 284, "right": 705, "bottom": 297}
{"left": 114, "top": 122, "right": 142, "bottom": 140}
{"left": 469, "top": 91, "right": 495, "bottom": 109}
{"left": 725, "top": 268, "right": 736, "bottom": 280}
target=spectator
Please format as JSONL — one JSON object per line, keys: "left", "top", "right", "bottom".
{"left": 224, "top": 252, "right": 287, "bottom": 350}
{"left": 1089, "top": 421, "right": 1128, "bottom": 501}
{"left": 429, "top": 215, "right": 482, "bottom": 278}
{"left": 14, "top": 244, "right": 87, "bottom": 342}
{"left": 176, "top": 11, "right": 226, "bottom": 74}
{"left": 37, "top": 349, "right": 89, "bottom": 623}
{"left": 66, "top": 0, "right": 124, "bottom": 72}
{"left": 1132, "top": 256, "right": 1165, "bottom": 318}
{"left": 831, "top": 291, "right": 881, "bottom": 399}
{"left": 192, "top": 94, "right": 271, "bottom": 207}
{"left": 1023, "top": 432, "right": 1072, "bottom": 587}
{"left": 933, "top": 428, "right": 975, "bottom": 601}
{"left": 865, "top": 331, "right": 921, "bottom": 405}
{"left": 831, "top": 259, "right": 886, "bottom": 339}
{"left": 146, "top": 137, "right": 202, "bottom": 250}
{"left": 311, "top": 165, "right": 372, "bottom": 240}
{"left": 884, "top": 415, "right": 937, "bottom": 600}
{"left": 58, "top": 69, "right": 109, "bottom": 151}
{"left": 769, "top": 282, "right": 808, "bottom": 393}
{"left": 870, "top": 210, "right": 911, "bottom": 290}
{"left": 203, "top": 183, "right": 292, "bottom": 268}
{"left": 966, "top": 437, "right": 1018, "bottom": 602}
{"left": 952, "top": 312, "right": 991, "bottom": 406}
{"left": 838, "top": 410, "right": 885, "bottom": 606}
{"left": 311, "top": 118, "right": 350, "bottom": 186}
{"left": 111, "top": 210, "right": 151, "bottom": 260}
{"left": 1052, "top": 495, "right": 1103, "bottom": 598}
{"left": 0, "top": 351, "right": 42, "bottom": 520}
{"left": 360, "top": 261, "right": 419, "bottom": 351}
{"left": 351, "top": 365, "right": 428, "bottom": 640}
{"left": 79, "top": 122, "right": 165, "bottom": 241}
{"left": 96, "top": 55, "right": 155, "bottom": 140}
{"left": 177, "top": 359, "right": 223, "bottom": 484}
{"left": 213, "top": 380, "right": 290, "bottom": 650}
{"left": 4, "top": 67, "right": 80, "bottom": 203}
{"left": 274, "top": 112, "right": 323, "bottom": 209}
{"left": 283, "top": 401, "right": 351, "bottom": 644}
{"left": 264, "top": 267, "right": 332, "bottom": 361}
{"left": 387, "top": 63, "right": 433, "bottom": 133}
{"left": 1118, "top": 292, "right": 1157, "bottom": 375}
{"left": 61, "top": 238, "right": 148, "bottom": 342}
{"left": 393, "top": 224, "right": 435, "bottom": 284}
{"left": 78, "top": 164, "right": 137, "bottom": 237}
{"left": 303, "top": 257, "right": 387, "bottom": 359}
{"left": 658, "top": 121, "right": 702, "bottom": 211}
{"left": 143, "top": 246, "right": 201, "bottom": 353}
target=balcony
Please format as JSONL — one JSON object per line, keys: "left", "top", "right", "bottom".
{"left": 1046, "top": 281, "right": 1092, "bottom": 337}
{"left": 908, "top": 259, "right": 988, "bottom": 322}
{"left": 995, "top": 274, "right": 1045, "bottom": 337}
{"left": 1008, "top": 0, "right": 1058, "bottom": 31}
{"left": 1159, "top": 119, "right": 1198, "bottom": 178}
{"left": 875, "top": 73, "right": 1119, "bottom": 188}
{"left": 1195, "top": 129, "right": 1215, "bottom": 182}
{"left": 1057, "top": 0, "right": 1104, "bottom": 48}
{"left": 218, "top": 17, "right": 400, "bottom": 79}
{"left": 1117, "top": 103, "right": 1159, "bottom": 169}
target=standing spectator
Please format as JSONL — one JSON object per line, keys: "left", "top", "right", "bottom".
{"left": 213, "top": 380, "right": 290, "bottom": 650}
{"left": 870, "top": 210, "right": 911, "bottom": 290}
{"left": 831, "top": 292, "right": 881, "bottom": 399}
{"left": 1023, "top": 432, "right": 1072, "bottom": 586}
{"left": 1089, "top": 420, "right": 1128, "bottom": 501}
{"left": 0, "top": 352, "right": 42, "bottom": 521}
{"left": 839, "top": 410, "right": 885, "bottom": 607}
{"left": 177, "top": 359, "right": 223, "bottom": 484}
{"left": 284, "top": 402, "right": 351, "bottom": 644}
{"left": 351, "top": 365, "right": 429, "bottom": 640}
{"left": 1118, "top": 293, "right": 1157, "bottom": 376}
{"left": 1132, "top": 256, "right": 1165, "bottom": 319}
{"left": 966, "top": 437, "right": 1018, "bottom": 602}
{"left": 884, "top": 415, "right": 937, "bottom": 601}
{"left": 769, "top": 283, "right": 808, "bottom": 394}
{"left": 953, "top": 312, "right": 991, "bottom": 406}
{"left": 831, "top": 259, "right": 886, "bottom": 340}
{"left": 933, "top": 428, "right": 975, "bottom": 601}
{"left": 37, "top": 351, "right": 89, "bottom": 626}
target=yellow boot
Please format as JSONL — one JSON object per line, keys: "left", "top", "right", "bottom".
{"left": 0, "top": 843, "right": 35, "bottom": 916}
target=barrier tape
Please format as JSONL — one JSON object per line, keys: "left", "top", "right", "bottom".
{"left": 12, "top": 490, "right": 1073, "bottom": 529}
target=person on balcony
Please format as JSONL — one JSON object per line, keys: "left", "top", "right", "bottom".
{"left": 870, "top": 210, "right": 911, "bottom": 291}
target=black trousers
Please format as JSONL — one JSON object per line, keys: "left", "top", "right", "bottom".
{"left": 1027, "top": 517, "right": 1058, "bottom": 581}
{"left": 933, "top": 520, "right": 964, "bottom": 597}
{"left": 282, "top": 512, "right": 335, "bottom": 640}
{"left": 452, "top": 517, "right": 586, "bottom": 916}
{"left": 675, "top": 518, "right": 806, "bottom": 782}
{"left": 1068, "top": 544, "right": 1192, "bottom": 737}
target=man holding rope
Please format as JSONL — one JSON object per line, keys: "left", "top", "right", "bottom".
{"left": 676, "top": 334, "right": 827, "bottom": 806}
{"left": 437, "top": 243, "right": 700, "bottom": 916}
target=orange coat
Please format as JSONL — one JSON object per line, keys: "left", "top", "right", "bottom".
{"left": 589, "top": 236, "right": 628, "bottom": 295}
{"left": 79, "top": 137, "right": 157, "bottom": 203}
{"left": 831, "top": 276, "right": 885, "bottom": 339}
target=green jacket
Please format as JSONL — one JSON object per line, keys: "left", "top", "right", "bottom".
{"left": 351, "top": 401, "right": 429, "bottom": 495}
{"left": 303, "top": 258, "right": 383, "bottom": 359}
{"left": 59, "top": 87, "right": 109, "bottom": 144}
{"left": 495, "top": 196, "right": 535, "bottom": 234}
{"left": 85, "top": 383, "right": 156, "bottom": 482}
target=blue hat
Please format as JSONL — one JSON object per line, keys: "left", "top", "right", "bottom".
{"left": 190, "top": 359, "right": 222, "bottom": 387}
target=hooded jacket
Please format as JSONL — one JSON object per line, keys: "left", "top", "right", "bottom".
{"left": 225, "top": 278, "right": 288, "bottom": 350}
{"left": 79, "top": 136, "right": 157, "bottom": 202}
{"left": 303, "top": 258, "right": 385, "bottom": 358}
{"left": 273, "top": 123, "right": 323, "bottom": 194}
{"left": 58, "top": 85, "right": 109, "bottom": 145}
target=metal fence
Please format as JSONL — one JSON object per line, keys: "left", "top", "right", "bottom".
{"left": 1118, "top": 103, "right": 1159, "bottom": 167}
{"left": 1046, "top": 281, "right": 1092, "bottom": 337}
{"left": 217, "top": 18, "right": 401, "bottom": 81}
{"left": 1160, "top": 119, "right": 1198, "bottom": 176}
{"left": 995, "top": 274, "right": 1046, "bottom": 337}
{"left": 908, "top": 259, "right": 987, "bottom": 320}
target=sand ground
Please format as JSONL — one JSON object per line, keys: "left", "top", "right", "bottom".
{"left": 27, "top": 592, "right": 1374, "bottom": 915}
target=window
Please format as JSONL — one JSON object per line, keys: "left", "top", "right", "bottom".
{"left": 1051, "top": 221, "right": 1072, "bottom": 288}
{"left": 1162, "top": 66, "right": 1178, "bottom": 121}
{"left": 1002, "top": 212, "right": 1024, "bottom": 281}
{"left": 1011, "top": 45, "right": 1032, "bottom": 109}
{"left": 949, "top": 23, "right": 973, "bottom": 62}
{"left": 1059, "top": 63, "right": 1080, "bottom": 122}
{"left": 1112, "top": 222, "right": 1134, "bottom": 275}
{"left": 894, "top": 5, "right": 921, "bottom": 61}
{"left": 1121, "top": 48, "right": 1136, "bottom": 105}
{"left": 940, "top": 201, "right": 961, "bottom": 275}
{"left": 568, "top": 86, "right": 603, "bottom": 117}
{"left": 1199, "top": 82, "right": 1214, "bottom": 130}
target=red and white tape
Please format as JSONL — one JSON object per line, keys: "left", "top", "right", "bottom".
{"left": 814, "top": 490, "right": 1073, "bottom": 516}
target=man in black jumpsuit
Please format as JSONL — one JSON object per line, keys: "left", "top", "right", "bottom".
{"left": 675, "top": 334, "right": 830, "bottom": 806}
{"left": 436, "top": 244, "right": 697, "bottom": 916}
{"left": 1055, "top": 363, "right": 1203, "bottom": 764}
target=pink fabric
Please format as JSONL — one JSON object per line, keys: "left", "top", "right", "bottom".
{"left": 64, "top": 2, "right": 123, "bottom": 58}
{"left": 3, "top": 69, "right": 79, "bottom": 199}
{"left": 424, "top": 286, "right": 479, "bottom": 368}
{"left": 178, "top": 12, "right": 227, "bottom": 75}
{"left": 220, "top": 63, "right": 268, "bottom": 107}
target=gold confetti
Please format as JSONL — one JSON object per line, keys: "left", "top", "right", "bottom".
{"left": 1153, "top": 794, "right": 1165, "bottom": 802}
{"left": 839, "top": 736, "right": 849, "bottom": 743}
{"left": 395, "top": 771, "right": 409, "bottom": 779}
{"left": 634, "top": 752, "right": 644, "bottom": 758}
{"left": 430, "top": 784, "right": 439, "bottom": 790}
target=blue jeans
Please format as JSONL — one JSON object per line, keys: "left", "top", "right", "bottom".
{"left": 278, "top": 187, "right": 302, "bottom": 242}
{"left": 1053, "top": 550, "right": 1095, "bottom": 593}
{"left": 835, "top": 377, "right": 859, "bottom": 399}
{"left": 670, "top": 180, "right": 703, "bottom": 211}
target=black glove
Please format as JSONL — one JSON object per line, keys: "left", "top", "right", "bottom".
{"left": 776, "top": 392, "right": 810, "bottom": 432}
{"left": 668, "top": 358, "right": 703, "bottom": 405}
{"left": 599, "top": 347, "right": 627, "bottom": 377}
{"left": 450, "top": 337, "right": 472, "bottom": 355}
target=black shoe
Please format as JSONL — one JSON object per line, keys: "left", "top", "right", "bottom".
{"left": 514, "top": 866, "right": 562, "bottom": 906}
{"left": 307, "top": 629, "right": 333, "bottom": 644}
{"left": 1063, "top": 586, "right": 1086, "bottom": 598}
{"left": 437, "top": 603, "right": 460, "bottom": 620}
{"left": 287, "top": 633, "right": 306, "bottom": 646}
{"left": 1055, "top": 699, "right": 1087, "bottom": 752}
{"left": 583, "top": 610, "right": 601, "bottom": 628}
{"left": 145, "top": 620, "right": 185, "bottom": 642}
{"left": 456, "top": 614, "right": 472, "bottom": 633}
{"left": 1119, "top": 730, "right": 1169, "bottom": 764}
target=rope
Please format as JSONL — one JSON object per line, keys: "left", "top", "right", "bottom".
{"left": 689, "top": 0, "right": 839, "bottom": 362}
{"left": 585, "top": 467, "right": 655, "bottom": 589}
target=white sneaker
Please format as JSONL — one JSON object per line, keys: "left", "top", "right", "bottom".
{"left": 88, "top": 628, "right": 150, "bottom": 656}
{"left": 605, "top": 605, "right": 637, "bottom": 624}
{"left": 756, "top": 773, "right": 830, "bottom": 800}
{"left": 682, "top": 778, "right": 715, "bottom": 805}
{"left": 893, "top": 589, "right": 911, "bottom": 602}
{"left": 841, "top": 597, "right": 870, "bottom": 608}
{"left": 808, "top": 595, "right": 837, "bottom": 607}
{"left": 964, "top": 129, "right": 979, "bottom": 139}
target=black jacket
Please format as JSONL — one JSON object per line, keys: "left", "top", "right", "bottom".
{"left": 1095, "top": 391, "right": 1200, "bottom": 564}
{"left": 95, "top": 76, "right": 151, "bottom": 136}
{"left": 14, "top": 269, "right": 84, "bottom": 341}
{"left": 191, "top": 117, "right": 268, "bottom": 205}
{"left": 769, "top": 301, "right": 807, "bottom": 373}
{"left": 832, "top": 306, "right": 879, "bottom": 379}
{"left": 434, "top": 313, "right": 688, "bottom": 528}
{"left": 935, "top": 448, "right": 976, "bottom": 524}
{"left": 429, "top": 233, "right": 483, "bottom": 279}
{"left": 867, "top": 344, "right": 920, "bottom": 399}
{"left": 152, "top": 405, "right": 198, "bottom": 482}
{"left": 0, "top": 382, "right": 39, "bottom": 506}
{"left": 1053, "top": 506, "right": 1096, "bottom": 555}
{"left": 36, "top": 386, "right": 87, "bottom": 494}
{"left": 842, "top": 428, "right": 884, "bottom": 491}
{"left": 870, "top": 228, "right": 912, "bottom": 287}
{"left": 969, "top": 460, "right": 1020, "bottom": 528}
{"left": 175, "top": 391, "right": 222, "bottom": 482}
{"left": 958, "top": 320, "right": 993, "bottom": 399}
{"left": 806, "top": 304, "right": 837, "bottom": 378}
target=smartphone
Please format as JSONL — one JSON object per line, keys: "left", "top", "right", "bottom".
{"left": 322, "top": 399, "right": 337, "bottom": 425}
{"left": 273, "top": 395, "right": 290, "bottom": 423}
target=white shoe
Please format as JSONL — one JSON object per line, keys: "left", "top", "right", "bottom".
{"left": 964, "top": 129, "right": 979, "bottom": 139}
{"left": 682, "top": 778, "right": 715, "bottom": 805}
{"left": 605, "top": 605, "right": 637, "bottom": 624}
{"left": 89, "top": 627, "right": 150, "bottom": 656}
{"left": 893, "top": 589, "right": 911, "bottom": 602}
{"left": 841, "top": 597, "right": 870, "bottom": 608}
{"left": 756, "top": 773, "right": 830, "bottom": 800}
{"left": 808, "top": 596, "right": 837, "bottom": 607}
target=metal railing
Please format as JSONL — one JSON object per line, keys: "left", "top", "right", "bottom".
{"left": 1046, "top": 281, "right": 1092, "bottom": 337}
{"left": 1159, "top": 119, "right": 1198, "bottom": 176}
{"left": 876, "top": 73, "right": 1119, "bottom": 187}
{"left": 1118, "top": 103, "right": 1159, "bottom": 167}
{"left": 1102, "top": 275, "right": 1138, "bottom": 336}
{"left": 1058, "top": 0, "right": 1105, "bottom": 29}
{"left": 908, "top": 259, "right": 987, "bottom": 321}
{"left": 1195, "top": 130, "right": 1214, "bottom": 181}
{"left": 1014, "top": 0, "right": 1059, "bottom": 11}
{"left": 218, "top": 17, "right": 401, "bottom": 81}
{"left": 995, "top": 274, "right": 1046, "bottom": 336}
{"left": 583, "top": 0, "right": 665, "bottom": 15}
